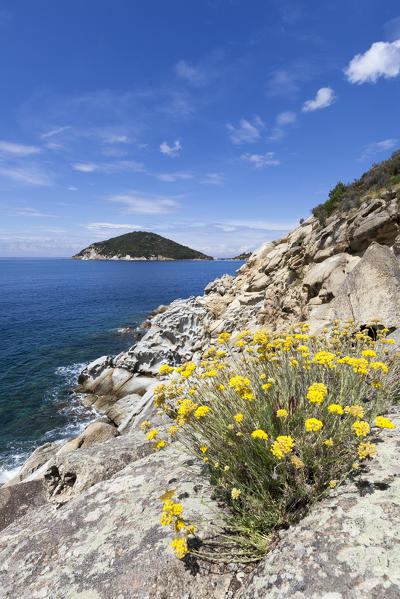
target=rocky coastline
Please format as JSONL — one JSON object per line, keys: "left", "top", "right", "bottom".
{"left": 2, "top": 192, "right": 400, "bottom": 597}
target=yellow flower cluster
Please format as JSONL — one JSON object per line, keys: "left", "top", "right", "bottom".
{"left": 270, "top": 435, "right": 295, "bottom": 459}
{"left": 194, "top": 405, "right": 211, "bottom": 418}
{"left": 344, "top": 405, "right": 364, "bottom": 419}
{"left": 251, "top": 429, "right": 269, "bottom": 441}
{"left": 229, "top": 375, "right": 254, "bottom": 401}
{"left": 328, "top": 404, "right": 344, "bottom": 415}
{"left": 357, "top": 441, "right": 376, "bottom": 460}
{"left": 375, "top": 416, "right": 395, "bottom": 429}
{"left": 177, "top": 398, "right": 198, "bottom": 425}
{"left": 352, "top": 420, "right": 370, "bottom": 437}
{"left": 159, "top": 491, "right": 197, "bottom": 559}
{"left": 276, "top": 409, "right": 288, "bottom": 418}
{"left": 305, "top": 418, "right": 323, "bottom": 432}
{"left": 307, "top": 382, "right": 328, "bottom": 406}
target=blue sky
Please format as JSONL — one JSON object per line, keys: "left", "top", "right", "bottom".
{"left": 1, "top": 0, "right": 400, "bottom": 257}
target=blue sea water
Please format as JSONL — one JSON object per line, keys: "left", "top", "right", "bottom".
{"left": 0, "top": 258, "right": 243, "bottom": 482}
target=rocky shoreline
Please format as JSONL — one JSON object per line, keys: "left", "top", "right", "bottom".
{"left": 2, "top": 193, "right": 400, "bottom": 597}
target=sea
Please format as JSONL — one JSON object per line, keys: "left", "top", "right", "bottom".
{"left": 0, "top": 257, "right": 244, "bottom": 483}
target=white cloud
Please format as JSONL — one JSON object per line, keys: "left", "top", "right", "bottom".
{"left": 109, "top": 192, "right": 180, "bottom": 214}
{"left": 14, "top": 207, "right": 57, "bottom": 217}
{"left": 174, "top": 60, "right": 208, "bottom": 86}
{"left": 0, "top": 166, "right": 52, "bottom": 186}
{"left": 226, "top": 117, "right": 264, "bottom": 144}
{"left": 200, "top": 173, "right": 224, "bottom": 185}
{"left": 85, "top": 222, "right": 143, "bottom": 231}
{"left": 359, "top": 138, "right": 398, "bottom": 161}
{"left": 72, "top": 162, "right": 98, "bottom": 172}
{"left": 240, "top": 152, "right": 280, "bottom": 168}
{"left": 156, "top": 172, "right": 193, "bottom": 182}
{"left": 41, "top": 126, "right": 71, "bottom": 139}
{"left": 160, "top": 140, "right": 182, "bottom": 158}
{"left": 302, "top": 87, "right": 336, "bottom": 112}
{"left": 276, "top": 111, "right": 296, "bottom": 125}
{"left": 345, "top": 40, "right": 400, "bottom": 84}
{"left": 0, "top": 141, "right": 41, "bottom": 155}
{"left": 68, "top": 186, "right": 78, "bottom": 191}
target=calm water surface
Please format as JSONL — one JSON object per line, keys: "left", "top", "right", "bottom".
{"left": 0, "top": 258, "right": 243, "bottom": 481}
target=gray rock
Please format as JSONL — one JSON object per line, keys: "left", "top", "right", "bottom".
{"left": 0, "top": 447, "right": 237, "bottom": 599}
{"left": 114, "top": 296, "right": 214, "bottom": 374}
{"left": 4, "top": 443, "right": 59, "bottom": 486}
{"left": 0, "top": 480, "right": 47, "bottom": 533}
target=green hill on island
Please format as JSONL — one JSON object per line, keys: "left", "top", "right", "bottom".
{"left": 72, "top": 231, "right": 213, "bottom": 261}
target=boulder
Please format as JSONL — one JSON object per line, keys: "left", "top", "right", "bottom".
{"left": 114, "top": 296, "right": 214, "bottom": 374}
{"left": 0, "top": 447, "right": 242, "bottom": 599}
{"left": 57, "top": 420, "right": 119, "bottom": 456}
{"left": 4, "top": 443, "right": 59, "bottom": 486}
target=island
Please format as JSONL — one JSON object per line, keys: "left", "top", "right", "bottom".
{"left": 72, "top": 231, "right": 213, "bottom": 261}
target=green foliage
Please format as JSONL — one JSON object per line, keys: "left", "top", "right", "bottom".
{"left": 75, "top": 231, "right": 213, "bottom": 260}
{"left": 150, "top": 323, "right": 399, "bottom": 560}
{"left": 312, "top": 149, "right": 400, "bottom": 223}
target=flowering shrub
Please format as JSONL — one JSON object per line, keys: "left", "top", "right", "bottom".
{"left": 144, "top": 320, "right": 398, "bottom": 560}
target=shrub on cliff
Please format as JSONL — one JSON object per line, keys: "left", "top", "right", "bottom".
{"left": 142, "top": 321, "right": 398, "bottom": 560}
{"left": 312, "top": 149, "right": 400, "bottom": 222}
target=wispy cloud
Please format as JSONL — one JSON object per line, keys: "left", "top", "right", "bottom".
{"left": 109, "top": 192, "right": 180, "bottom": 214}
{"left": 174, "top": 60, "right": 208, "bottom": 86}
{"left": 221, "top": 218, "right": 297, "bottom": 230}
{"left": 226, "top": 117, "right": 264, "bottom": 144}
{"left": 302, "top": 87, "right": 336, "bottom": 112}
{"left": 0, "top": 166, "right": 52, "bottom": 186}
{"left": 359, "top": 138, "right": 398, "bottom": 161}
{"left": 71, "top": 160, "right": 145, "bottom": 174}
{"left": 268, "top": 111, "right": 297, "bottom": 141}
{"left": 72, "top": 162, "right": 98, "bottom": 172}
{"left": 199, "top": 173, "right": 224, "bottom": 185}
{"left": 0, "top": 140, "right": 41, "bottom": 155}
{"left": 383, "top": 17, "right": 400, "bottom": 41}
{"left": 85, "top": 222, "right": 143, "bottom": 231}
{"left": 160, "top": 140, "right": 182, "bottom": 158}
{"left": 13, "top": 207, "right": 58, "bottom": 217}
{"left": 240, "top": 152, "right": 280, "bottom": 168}
{"left": 345, "top": 40, "right": 400, "bottom": 84}
{"left": 156, "top": 172, "right": 193, "bottom": 182}
{"left": 41, "top": 126, "right": 71, "bottom": 139}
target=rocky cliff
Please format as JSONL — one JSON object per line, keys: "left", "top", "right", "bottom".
{"left": 2, "top": 191, "right": 400, "bottom": 598}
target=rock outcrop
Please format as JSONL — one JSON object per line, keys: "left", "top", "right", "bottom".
{"left": 3, "top": 191, "right": 400, "bottom": 598}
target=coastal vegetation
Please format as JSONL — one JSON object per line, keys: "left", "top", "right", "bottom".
{"left": 312, "top": 149, "right": 400, "bottom": 222}
{"left": 145, "top": 321, "right": 398, "bottom": 560}
{"left": 73, "top": 231, "right": 213, "bottom": 260}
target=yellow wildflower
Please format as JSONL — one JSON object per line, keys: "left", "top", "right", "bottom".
{"left": 370, "top": 361, "right": 388, "bottom": 373}
{"left": 352, "top": 420, "right": 370, "bottom": 437}
{"left": 199, "top": 445, "right": 208, "bottom": 453}
{"left": 276, "top": 409, "right": 288, "bottom": 418}
{"left": 307, "top": 382, "right": 328, "bottom": 406}
{"left": 290, "top": 455, "right": 304, "bottom": 469}
{"left": 375, "top": 417, "right": 395, "bottom": 429}
{"left": 171, "top": 537, "right": 188, "bottom": 559}
{"left": 324, "top": 438, "right": 334, "bottom": 447}
{"left": 231, "top": 488, "right": 241, "bottom": 500}
{"left": 154, "top": 439, "right": 165, "bottom": 451}
{"left": 358, "top": 441, "right": 376, "bottom": 460}
{"left": 224, "top": 465, "right": 230, "bottom": 471}
{"left": 186, "top": 525, "right": 197, "bottom": 535}
{"left": 194, "top": 405, "right": 211, "bottom": 418}
{"left": 167, "top": 426, "right": 179, "bottom": 437}
{"left": 344, "top": 405, "right": 364, "bottom": 419}
{"left": 362, "top": 349, "right": 376, "bottom": 358}
{"left": 159, "top": 364, "right": 174, "bottom": 375}
{"left": 234, "top": 413, "right": 244, "bottom": 423}
{"left": 140, "top": 420, "right": 151, "bottom": 431}
{"left": 251, "top": 429, "right": 269, "bottom": 441}
{"left": 270, "top": 435, "right": 295, "bottom": 459}
{"left": 217, "top": 384, "right": 225, "bottom": 390}
{"left": 329, "top": 480, "right": 336, "bottom": 488}
{"left": 328, "top": 404, "right": 344, "bottom": 415}
{"left": 147, "top": 428, "right": 159, "bottom": 441}
{"left": 305, "top": 418, "right": 323, "bottom": 432}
